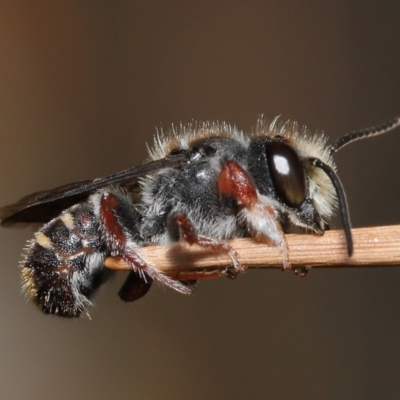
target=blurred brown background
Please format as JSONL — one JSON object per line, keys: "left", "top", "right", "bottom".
{"left": 0, "top": 2, "right": 399, "bottom": 399}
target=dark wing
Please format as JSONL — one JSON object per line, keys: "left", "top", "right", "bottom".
{"left": 0, "top": 152, "right": 190, "bottom": 224}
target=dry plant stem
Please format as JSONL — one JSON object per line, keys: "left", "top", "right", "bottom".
{"left": 104, "top": 225, "right": 400, "bottom": 279}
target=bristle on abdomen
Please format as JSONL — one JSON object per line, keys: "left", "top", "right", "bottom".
{"left": 20, "top": 204, "right": 107, "bottom": 317}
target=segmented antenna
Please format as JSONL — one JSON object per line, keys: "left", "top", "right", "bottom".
{"left": 309, "top": 157, "right": 353, "bottom": 256}
{"left": 328, "top": 117, "right": 400, "bottom": 155}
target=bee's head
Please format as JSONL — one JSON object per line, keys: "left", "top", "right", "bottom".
{"left": 249, "top": 117, "right": 400, "bottom": 256}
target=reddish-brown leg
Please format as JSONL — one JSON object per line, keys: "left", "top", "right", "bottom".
{"left": 172, "top": 269, "right": 225, "bottom": 281}
{"left": 99, "top": 191, "right": 194, "bottom": 295}
{"left": 118, "top": 271, "right": 153, "bottom": 302}
{"left": 173, "top": 214, "right": 244, "bottom": 275}
{"left": 218, "top": 160, "right": 258, "bottom": 208}
{"left": 173, "top": 267, "right": 237, "bottom": 281}
{"left": 218, "top": 160, "right": 289, "bottom": 269}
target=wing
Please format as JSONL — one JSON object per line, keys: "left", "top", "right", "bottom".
{"left": 0, "top": 152, "right": 190, "bottom": 224}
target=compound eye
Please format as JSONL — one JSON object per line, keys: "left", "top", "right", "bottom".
{"left": 266, "top": 141, "right": 307, "bottom": 208}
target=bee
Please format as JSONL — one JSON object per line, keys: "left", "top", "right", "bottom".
{"left": 1, "top": 117, "right": 399, "bottom": 317}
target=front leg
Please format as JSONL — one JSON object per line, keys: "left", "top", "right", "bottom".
{"left": 218, "top": 161, "right": 289, "bottom": 269}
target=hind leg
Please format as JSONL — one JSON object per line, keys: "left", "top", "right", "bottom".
{"left": 97, "top": 190, "right": 195, "bottom": 296}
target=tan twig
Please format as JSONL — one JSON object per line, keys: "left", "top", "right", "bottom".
{"left": 104, "top": 225, "right": 400, "bottom": 279}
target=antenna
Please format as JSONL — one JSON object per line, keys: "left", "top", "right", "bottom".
{"left": 328, "top": 117, "right": 400, "bottom": 155}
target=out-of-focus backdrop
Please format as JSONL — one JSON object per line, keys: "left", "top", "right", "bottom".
{"left": 0, "top": 3, "right": 399, "bottom": 399}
